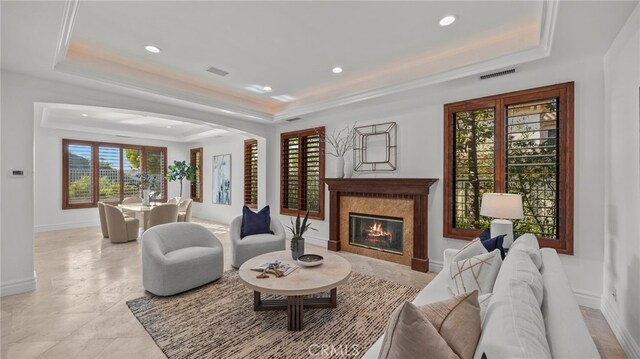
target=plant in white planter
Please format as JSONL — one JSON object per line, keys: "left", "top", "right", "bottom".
{"left": 165, "top": 160, "right": 198, "bottom": 200}
{"left": 287, "top": 211, "right": 317, "bottom": 260}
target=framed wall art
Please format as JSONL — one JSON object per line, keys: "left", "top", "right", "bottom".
{"left": 212, "top": 154, "right": 231, "bottom": 205}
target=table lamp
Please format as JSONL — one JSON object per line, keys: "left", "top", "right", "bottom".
{"left": 480, "top": 193, "right": 524, "bottom": 248}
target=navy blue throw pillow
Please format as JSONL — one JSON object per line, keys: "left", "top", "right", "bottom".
{"left": 241, "top": 205, "right": 273, "bottom": 238}
{"left": 479, "top": 229, "right": 506, "bottom": 259}
{"left": 479, "top": 228, "right": 492, "bottom": 241}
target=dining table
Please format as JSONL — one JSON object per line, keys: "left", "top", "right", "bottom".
{"left": 118, "top": 203, "right": 159, "bottom": 231}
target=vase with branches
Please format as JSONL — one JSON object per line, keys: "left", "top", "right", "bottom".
{"left": 319, "top": 124, "right": 356, "bottom": 178}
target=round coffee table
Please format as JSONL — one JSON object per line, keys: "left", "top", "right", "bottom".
{"left": 238, "top": 250, "right": 352, "bottom": 331}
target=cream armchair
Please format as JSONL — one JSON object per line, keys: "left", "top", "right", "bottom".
{"left": 98, "top": 202, "right": 109, "bottom": 238}
{"left": 229, "top": 216, "right": 285, "bottom": 268}
{"left": 103, "top": 203, "right": 139, "bottom": 243}
{"left": 121, "top": 196, "right": 142, "bottom": 217}
{"left": 148, "top": 204, "right": 179, "bottom": 229}
{"left": 178, "top": 199, "right": 193, "bottom": 222}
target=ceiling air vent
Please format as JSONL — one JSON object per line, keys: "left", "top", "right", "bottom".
{"left": 479, "top": 68, "right": 516, "bottom": 80}
{"left": 286, "top": 117, "right": 302, "bottom": 122}
{"left": 206, "top": 66, "right": 229, "bottom": 77}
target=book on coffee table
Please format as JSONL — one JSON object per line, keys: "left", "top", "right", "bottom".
{"left": 251, "top": 261, "right": 299, "bottom": 276}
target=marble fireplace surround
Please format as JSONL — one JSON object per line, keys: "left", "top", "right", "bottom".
{"left": 324, "top": 178, "right": 438, "bottom": 272}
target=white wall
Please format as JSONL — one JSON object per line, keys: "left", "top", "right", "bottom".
{"left": 268, "top": 55, "right": 607, "bottom": 307}
{"left": 0, "top": 70, "right": 271, "bottom": 296}
{"left": 190, "top": 135, "right": 251, "bottom": 225}
{"left": 603, "top": 3, "right": 640, "bottom": 357}
{"left": 33, "top": 126, "right": 190, "bottom": 232}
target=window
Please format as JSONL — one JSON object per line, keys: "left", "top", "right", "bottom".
{"left": 280, "top": 127, "right": 325, "bottom": 220}
{"left": 63, "top": 140, "right": 168, "bottom": 209}
{"left": 190, "top": 147, "right": 203, "bottom": 202}
{"left": 244, "top": 139, "right": 258, "bottom": 208}
{"left": 443, "top": 82, "right": 574, "bottom": 254}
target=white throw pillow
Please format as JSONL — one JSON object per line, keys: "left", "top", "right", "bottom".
{"left": 449, "top": 249, "right": 502, "bottom": 296}
{"left": 456, "top": 238, "right": 488, "bottom": 261}
{"left": 511, "top": 233, "right": 542, "bottom": 269}
{"left": 493, "top": 249, "right": 544, "bottom": 306}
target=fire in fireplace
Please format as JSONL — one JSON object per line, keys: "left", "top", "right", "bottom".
{"left": 349, "top": 213, "right": 403, "bottom": 255}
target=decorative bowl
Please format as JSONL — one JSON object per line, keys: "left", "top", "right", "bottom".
{"left": 297, "top": 254, "right": 324, "bottom": 267}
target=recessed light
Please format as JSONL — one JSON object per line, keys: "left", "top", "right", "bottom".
{"left": 144, "top": 45, "right": 161, "bottom": 53}
{"left": 439, "top": 15, "right": 456, "bottom": 26}
{"left": 81, "top": 113, "right": 88, "bottom": 117}
{"left": 263, "top": 86, "right": 272, "bottom": 92}
{"left": 166, "top": 125, "right": 172, "bottom": 129}
{"left": 332, "top": 67, "right": 343, "bottom": 74}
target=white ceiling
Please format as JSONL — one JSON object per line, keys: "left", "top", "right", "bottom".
{"left": 2, "top": 1, "right": 638, "bottom": 125}
{"left": 37, "top": 103, "right": 232, "bottom": 142}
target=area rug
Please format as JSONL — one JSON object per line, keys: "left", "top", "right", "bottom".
{"left": 127, "top": 271, "right": 420, "bottom": 359}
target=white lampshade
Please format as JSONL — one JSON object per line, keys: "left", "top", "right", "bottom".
{"left": 480, "top": 193, "right": 524, "bottom": 219}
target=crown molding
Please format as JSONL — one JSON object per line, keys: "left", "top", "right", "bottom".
{"left": 274, "top": 0, "right": 559, "bottom": 121}
{"left": 53, "top": 0, "right": 559, "bottom": 123}
{"left": 53, "top": 0, "right": 79, "bottom": 66}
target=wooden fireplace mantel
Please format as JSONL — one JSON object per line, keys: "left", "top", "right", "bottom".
{"left": 323, "top": 178, "right": 438, "bottom": 272}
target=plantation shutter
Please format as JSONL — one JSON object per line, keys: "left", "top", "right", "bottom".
{"left": 280, "top": 127, "right": 325, "bottom": 219}
{"left": 444, "top": 82, "right": 574, "bottom": 254}
{"left": 98, "top": 146, "right": 121, "bottom": 203}
{"left": 63, "top": 140, "right": 168, "bottom": 209}
{"left": 190, "top": 148, "right": 203, "bottom": 202}
{"left": 243, "top": 140, "right": 258, "bottom": 208}
{"left": 506, "top": 98, "right": 560, "bottom": 239}
{"left": 64, "top": 141, "right": 94, "bottom": 207}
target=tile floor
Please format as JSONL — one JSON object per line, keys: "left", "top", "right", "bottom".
{"left": 0, "top": 217, "right": 626, "bottom": 358}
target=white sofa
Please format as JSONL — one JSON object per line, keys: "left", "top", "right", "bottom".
{"left": 364, "top": 238, "right": 600, "bottom": 359}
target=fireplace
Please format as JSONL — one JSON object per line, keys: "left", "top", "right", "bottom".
{"left": 349, "top": 213, "right": 403, "bottom": 255}
{"left": 324, "top": 178, "right": 438, "bottom": 272}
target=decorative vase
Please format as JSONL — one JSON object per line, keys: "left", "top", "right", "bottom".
{"left": 336, "top": 157, "right": 345, "bottom": 178}
{"left": 344, "top": 158, "right": 354, "bottom": 178}
{"left": 291, "top": 238, "right": 305, "bottom": 260}
{"left": 142, "top": 189, "right": 150, "bottom": 205}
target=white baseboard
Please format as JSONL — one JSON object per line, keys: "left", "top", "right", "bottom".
{"left": 602, "top": 297, "right": 640, "bottom": 359}
{"left": 1, "top": 273, "right": 36, "bottom": 296}
{"left": 573, "top": 288, "right": 601, "bottom": 309}
{"left": 34, "top": 220, "right": 99, "bottom": 232}
{"left": 429, "top": 259, "right": 443, "bottom": 273}
{"left": 301, "top": 234, "right": 329, "bottom": 248}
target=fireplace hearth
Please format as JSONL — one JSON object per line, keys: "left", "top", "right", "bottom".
{"left": 349, "top": 213, "right": 403, "bottom": 255}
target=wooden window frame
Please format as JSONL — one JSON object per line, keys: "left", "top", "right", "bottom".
{"left": 280, "top": 127, "right": 325, "bottom": 220}
{"left": 244, "top": 139, "right": 258, "bottom": 209}
{"left": 443, "top": 82, "right": 574, "bottom": 254}
{"left": 62, "top": 139, "right": 168, "bottom": 209}
{"left": 190, "top": 147, "right": 203, "bottom": 202}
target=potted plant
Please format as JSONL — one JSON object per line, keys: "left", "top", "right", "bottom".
{"left": 165, "top": 160, "right": 198, "bottom": 200}
{"left": 287, "top": 211, "right": 317, "bottom": 260}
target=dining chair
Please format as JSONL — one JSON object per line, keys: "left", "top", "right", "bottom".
{"left": 166, "top": 197, "right": 180, "bottom": 204}
{"left": 177, "top": 199, "right": 193, "bottom": 222}
{"left": 103, "top": 203, "right": 139, "bottom": 243}
{"left": 97, "top": 202, "right": 109, "bottom": 238}
{"left": 148, "top": 204, "right": 179, "bottom": 229}
{"left": 121, "top": 196, "right": 143, "bottom": 217}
